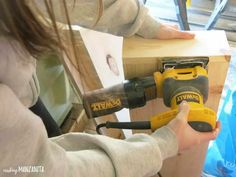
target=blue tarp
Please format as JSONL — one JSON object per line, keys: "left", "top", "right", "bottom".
{"left": 204, "top": 51, "right": 236, "bottom": 177}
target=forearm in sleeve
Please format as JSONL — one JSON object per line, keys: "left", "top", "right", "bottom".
{"left": 51, "top": 126, "right": 178, "bottom": 176}
{"left": 31, "top": 0, "right": 161, "bottom": 38}
{"left": 0, "top": 84, "right": 178, "bottom": 177}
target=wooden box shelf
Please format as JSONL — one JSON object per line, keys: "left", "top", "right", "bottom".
{"left": 122, "top": 31, "right": 231, "bottom": 177}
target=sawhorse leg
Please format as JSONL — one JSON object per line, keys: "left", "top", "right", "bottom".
{"left": 205, "top": 0, "right": 229, "bottom": 30}
{"left": 174, "top": 0, "right": 190, "bottom": 30}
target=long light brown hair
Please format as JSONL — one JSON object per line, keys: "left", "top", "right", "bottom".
{"left": 0, "top": 0, "right": 103, "bottom": 58}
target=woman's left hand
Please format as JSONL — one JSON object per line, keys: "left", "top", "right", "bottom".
{"left": 156, "top": 24, "right": 195, "bottom": 40}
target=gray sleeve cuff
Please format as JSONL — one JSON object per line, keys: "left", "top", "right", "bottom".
{"left": 136, "top": 14, "right": 162, "bottom": 39}
{"left": 151, "top": 126, "right": 179, "bottom": 160}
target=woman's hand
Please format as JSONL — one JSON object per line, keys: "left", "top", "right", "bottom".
{"left": 167, "top": 101, "right": 221, "bottom": 152}
{"left": 156, "top": 24, "right": 195, "bottom": 40}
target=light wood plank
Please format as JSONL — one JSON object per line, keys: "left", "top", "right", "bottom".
{"left": 123, "top": 31, "right": 230, "bottom": 177}
{"left": 62, "top": 30, "right": 124, "bottom": 139}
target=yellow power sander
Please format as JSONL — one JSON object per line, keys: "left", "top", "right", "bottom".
{"left": 83, "top": 57, "right": 216, "bottom": 133}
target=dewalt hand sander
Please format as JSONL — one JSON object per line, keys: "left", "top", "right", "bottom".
{"left": 83, "top": 57, "right": 217, "bottom": 133}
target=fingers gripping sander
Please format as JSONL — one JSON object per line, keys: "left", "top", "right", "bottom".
{"left": 83, "top": 57, "right": 216, "bottom": 132}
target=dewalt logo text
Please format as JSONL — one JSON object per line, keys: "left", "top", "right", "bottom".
{"left": 176, "top": 93, "right": 200, "bottom": 105}
{"left": 91, "top": 98, "right": 121, "bottom": 111}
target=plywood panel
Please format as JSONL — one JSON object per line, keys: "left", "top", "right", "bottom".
{"left": 123, "top": 31, "right": 230, "bottom": 59}
{"left": 123, "top": 31, "right": 230, "bottom": 177}
{"left": 62, "top": 30, "right": 124, "bottom": 139}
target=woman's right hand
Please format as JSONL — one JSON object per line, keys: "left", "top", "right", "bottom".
{"left": 167, "top": 101, "right": 221, "bottom": 153}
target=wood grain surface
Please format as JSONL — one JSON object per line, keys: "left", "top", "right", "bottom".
{"left": 123, "top": 31, "right": 230, "bottom": 177}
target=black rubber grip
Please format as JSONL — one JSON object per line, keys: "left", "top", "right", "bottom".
{"left": 105, "top": 121, "right": 151, "bottom": 130}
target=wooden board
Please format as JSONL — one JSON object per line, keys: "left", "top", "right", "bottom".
{"left": 123, "top": 31, "right": 231, "bottom": 177}
{"left": 61, "top": 30, "right": 124, "bottom": 139}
